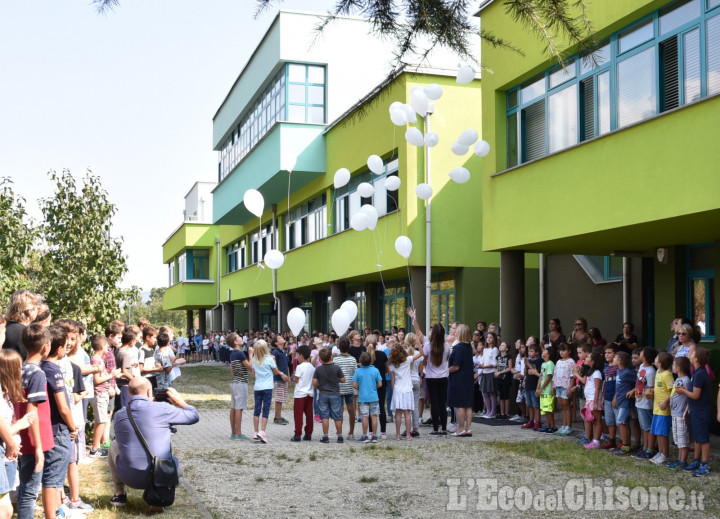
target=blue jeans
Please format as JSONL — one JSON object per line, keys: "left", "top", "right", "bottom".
{"left": 18, "top": 454, "right": 42, "bottom": 519}
{"left": 253, "top": 389, "right": 272, "bottom": 418}
{"left": 0, "top": 446, "right": 10, "bottom": 494}
{"left": 317, "top": 395, "right": 342, "bottom": 421}
{"left": 386, "top": 378, "right": 394, "bottom": 418}
{"left": 313, "top": 388, "right": 320, "bottom": 416}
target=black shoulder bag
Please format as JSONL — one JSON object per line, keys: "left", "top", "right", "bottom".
{"left": 126, "top": 403, "right": 180, "bottom": 507}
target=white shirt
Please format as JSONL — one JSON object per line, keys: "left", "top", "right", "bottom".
{"left": 584, "top": 371, "right": 602, "bottom": 401}
{"left": 293, "top": 362, "right": 315, "bottom": 398}
{"left": 481, "top": 347, "right": 499, "bottom": 374}
{"left": 389, "top": 357, "right": 413, "bottom": 394}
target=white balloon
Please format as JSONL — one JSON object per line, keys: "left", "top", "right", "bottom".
{"left": 451, "top": 141, "right": 469, "bottom": 156}
{"left": 243, "top": 189, "right": 264, "bottom": 218}
{"left": 401, "top": 104, "right": 417, "bottom": 125}
{"left": 410, "top": 88, "right": 428, "bottom": 117}
{"left": 263, "top": 249, "right": 284, "bottom": 270}
{"left": 390, "top": 108, "right": 407, "bottom": 126}
{"left": 350, "top": 212, "right": 369, "bottom": 231}
{"left": 449, "top": 167, "right": 471, "bottom": 184}
{"left": 424, "top": 131, "right": 439, "bottom": 147}
{"left": 424, "top": 83, "right": 443, "bottom": 100}
{"left": 384, "top": 176, "right": 401, "bottom": 191}
{"left": 331, "top": 309, "right": 351, "bottom": 335}
{"left": 367, "top": 155, "right": 384, "bottom": 175}
{"left": 287, "top": 307, "right": 306, "bottom": 336}
{"left": 395, "top": 235, "right": 412, "bottom": 259}
{"left": 415, "top": 183, "right": 433, "bottom": 200}
{"left": 474, "top": 140, "right": 491, "bottom": 157}
{"left": 360, "top": 204, "right": 378, "bottom": 231}
{"left": 457, "top": 128, "right": 479, "bottom": 146}
{"left": 388, "top": 101, "right": 403, "bottom": 114}
{"left": 341, "top": 301, "right": 358, "bottom": 323}
{"left": 457, "top": 65, "right": 476, "bottom": 84}
{"left": 357, "top": 182, "right": 375, "bottom": 198}
{"left": 333, "top": 168, "right": 350, "bottom": 189}
{"left": 405, "top": 127, "right": 424, "bottom": 147}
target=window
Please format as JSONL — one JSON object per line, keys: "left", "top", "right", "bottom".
{"left": 586, "top": 255, "right": 623, "bottom": 281}
{"left": 381, "top": 286, "right": 410, "bottom": 332}
{"left": 505, "top": 3, "right": 720, "bottom": 167}
{"left": 250, "top": 225, "right": 275, "bottom": 265}
{"left": 177, "top": 250, "right": 210, "bottom": 280}
{"left": 334, "top": 158, "right": 399, "bottom": 233}
{"left": 287, "top": 64, "right": 326, "bottom": 124}
{"left": 285, "top": 194, "right": 328, "bottom": 251}
{"left": 430, "top": 273, "right": 456, "bottom": 332}
{"left": 686, "top": 244, "right": 715, "bottom": 339}
{"left": 226, "top": 239, "right": 246, "bottom": 273}
{"left": 178, "top": 253, "right": 187, "bottom": 282}
{"left": 347, "top": 290, "right": 367, "bottom": 331}
{"left": 167, "top": 262, "right": 175, "bottom": 287}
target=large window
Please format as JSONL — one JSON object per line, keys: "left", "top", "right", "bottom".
{"left": 506, "top": 0, "right": 720, "bottom": 167}
{"left": 218, "top": 63, "right": 327, "bottom": 181}
{"left": 686, "top": 243, "right": 715, "bottom": 339}
{"left": 167, "top": 262, "right": 175, "bottom": 287}
{"left": 226, "top": 238, "right": 246, "bottom": 274}
{"left": 334, "top": 158, "right": 399, "bottom": 233}
{"left": 177, "top": 249, "right": 210, "bottom": 281}
{"left": 285, "top": 194, "right": 327, "bottom": 251}
{"left": 250, "top": 225, "right": 275, "bottom": 265}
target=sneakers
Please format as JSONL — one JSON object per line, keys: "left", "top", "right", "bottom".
{"left": 314, "top": 415, "right": 322, "bottom": 423}
{"left": 429, "top": 430, "right": 442, "bottom": 436}
{"left": 556, "top": 426, "right": 572, "bottom": 436}
{"left": 379, "top": 433, "right": 387, "bottom": 440}
{"left": 89, "top": 448, "right": 108, "bottom": 458}
{"left": 347, "top": 434, "right": 355, "bottom": 441}
{"left": 410, "top": 430, "right": 420, "bottom": 437}
{"left": 302, "top": 435, "right": 312, "bottom": 441}
{"left": 544, "top": 427, "right": 557, "bottom": 434}
{"left": 370, "top": 435, "right": 378, "bottom": 443}
{"left": 694, "top": 462, "right": 711, "bottom": 477}
{"left": 358, "top": 435, "right": 368, "bottom": 442}
{"left": 257, "top": 431, "right": 268, "bottom": 443}
{"left": 649, "top": 452, "right": 667, "bottom": 465}
{"left": 447, "top": 423, "right": 458, "bottom": 433}
{"left": 290, "top": 435, "right": 302, "bottom": 442}
{"left": 576, "top": 438, "right": 590, "bottom": 446}
{"left": 666, "top": 459, "right": 686, "bottom": 470}
{"left": 537, "top": 426, "right": 549, "bottom": 433}
{"left": 320, "top": 435, "right": 330, "bottom": 443}
{"left": 337, "top": 436, "right": 344, "bottom": 443}
{"left": 612, "top": 446, "right": 632, "bottom": 456}
{"left": 420, "top": 418, "right": 433, "bottom": 427}
{"left": 273, "top": 417, "right": 288, "bottom": 425}
{"left": 599, "top": 441, "right": 616, "bottom": 450}
{"left": 509, "top": 415, "right": 525, "bottom": 422}
{"left": 584, "top": 440, "right": 601, "bottom": 449}
{"left": 533, "top": 423, "right": 541, "bottom": 431}
{"left": 684, "top": 459, "right": 701, "bottom": 471}
{"left": 110, "top": 493, "right": 127, "bottom": 507}
{"left": 521, "top": 421, "right": 535, "bottom": 430}
{"left": 634, "top": 449, "right": 654, "bottom": 459}
{"left": 67, "top": 499, "right": 94, "bottom": 512}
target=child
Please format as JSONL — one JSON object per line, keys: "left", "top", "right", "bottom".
{"left": 312, "top": 348, "right": 346, "bottom": 443}
{"left": 271, "top": 335, "right": 290, "bottom": 425}
{"left": 494, "top": 341, "right": 513, "bottom": 420}
{"left": 388, "top": 343, "right": 423, "bottom": 441}
{"left": 674, "top": 347, "right": 712, "bottom": 476}
{"left": 251, "top": 340, "right": 289, "bottom": 443}
{"left": 611, "top": 352, "right": 635, "bottom": 455}
{"left": 570, "top": 343, "right": 593, "bottom": 425}
{"left": 228, "top": 333, "right": 252, "bottom": 440}
{"left": 666, "top": 356, "right": 691, "bottom": 469}
{"left": 478, "top": 331, "right": 498, "bottom": 419}
{"left": 334, "top": 337, "right": 358, "bottom": 439}
{"left": 649, "top": 352, "right": 673, "bottom": 465}
{"left": 89, "top": 335, "right": 119, "bottom": 456}
{"left": 114, "top": 326, "right": 140, "bottom": 408}
{"left": 521, "top": 344, "right": 543, "bottom": 430}
{"left": 407, "top": 335, "right": 423, "bottom": 437}
{"left": 154, "top": 333, "right": 174, "bottom": 390}
{"left": 352, "top": 352, "right": 382, "bottom": 443}
{"left": 536, "top": 346, "right": 556, "bottom": 433}
{"left": 553, "top": 343, "right": 576, "bottom": 435}
{"left": 600, "top": 344, "right": 618, "bottom": 449}
{"left": 576, "top": 351, "right": 603, "bottom": 448}
{"left": 138, "top": 326, "right": 161, "bottom": 391}
{"left": 291, "top": 345, "right": 315, "bottom": 442}
{"left": 101, "top": 321, "right": 123, "bottom": 446}
{"left": 510, "top": 340, "right": 527, "bottom": 422}
{"left": 633, "top": 347, "right": 657, "bottom": 459}
{"left": 629, "top": 349, "right": 643, "bottom": 453}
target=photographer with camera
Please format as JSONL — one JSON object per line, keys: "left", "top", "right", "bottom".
{"left": 107, "top": 377, "right": 199, "bottom": 512}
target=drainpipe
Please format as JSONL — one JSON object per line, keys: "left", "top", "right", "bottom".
{"left": 213, "top": 237, "right": 221, "bottom": 329}
{"left": 272, "top": 205, "right": 280, "bottom": 329}
{"left": 424, "top": 102, "right": 434, "bottom": 334}
{"left": 622, "top": 257, "right": 630, "bottom": 323}
{"left": 539, "top": 253, "right": 545, "bottom": 338}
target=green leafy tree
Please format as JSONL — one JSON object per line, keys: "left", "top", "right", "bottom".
{"left": 127, "top": 287, "right": 186, "bottom": 332}
{"left": 37, "top": 170, "right": 129, "bottom": 334}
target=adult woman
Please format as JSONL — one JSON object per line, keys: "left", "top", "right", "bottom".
{"left": 408, "top": 309, "right": 449, "bottom": 436}
{"left": 588, "top": 327, "right": 606, "bottom": 350}
{"left": 3, "top": 290, "right": 40, "bottom": 361}
{"left": 672, "top": 324, "right": 696, "bottom": 358}
{"left": 615, "top": 322, "right": 639, "bottom": 352}
{"left": 570, "top": 318, "right": 591, "bottom": 347}
{"left": 447, "top": 324, "right": 475, "bottom": 437}
{"left": 540, "top": 318, "right": 566, "bottom": 350}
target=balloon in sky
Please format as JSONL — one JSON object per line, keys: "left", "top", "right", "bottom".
{"left": 350, "top": 212, "right": 369, "bottom": 231}
{"left": 457, "top": 65, "right": 476, "bottom": 84}
{"left": 415, "top": 183, "right": 433, "bottom": 200}
{"left": 243, "top": 189, "right": 264, "bottom": 217}
{"left": 384, "top": 176, "right": 401, "bottom": 191}
{"left": 287, "top": 307, "right": 306, "bottom": 336}
{"left": 390, "top": 108, "right": 407, "bottom": 126}
{"left": 331, "top": 309, "right": 351, "bottom": 334}
{"left": 367, "top": 155, "right": 384, "bottom": 175}
{"left": 333, "top": 168, "right": 350, "bottom": 189}
{"left": 424, "top": 83, "right": 443, "bottom": 100}
{"left": 474, "top": 140, "right": 491, "bottom": 157}
{"left": 357, "top": 182, "right": 375, "bottom": 198}
{"left": 341, "top": 300, "right": 358, "bottom": 323}
{"left": 457, "top": 128, "right": 479, "bottom": 146}
{"left": 451, "top": 141, "right": 470, "bottom": 156}
{"left": 424, "top": 132, "right": 439, "bottom": 147}
{"left": 405, "top": 127, "right": 424, "bottom": 147}
{"left": 395, "top": 236, "right": 413, "bottom": 259}
{"left": 410, "top": 87, "right": 429, "bottom": 117}
{"left": 449, "top": 167, "right": 471, "bottom": 184}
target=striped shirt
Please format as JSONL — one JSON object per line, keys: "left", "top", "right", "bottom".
{"left": 230, "top": 349, "right": 249, "bottom": 383}
{"left": 334, "top": 354, "right": 357, "bottom": 395}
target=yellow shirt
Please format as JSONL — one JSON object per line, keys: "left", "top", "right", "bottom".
{"left": 653, "top": 369, "right": 674, "bottom": 416}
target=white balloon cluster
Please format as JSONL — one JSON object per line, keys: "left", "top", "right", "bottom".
{"left": 330, "top": 300, "right": 358, "bottom": 334}
{"left": 389, "top": 102, "right": 417, "bottom": 126}
{"left": 350, "top": 204, "right": 379, "bottom": 232}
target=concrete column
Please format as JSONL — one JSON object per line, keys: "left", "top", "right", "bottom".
{"left": 410, "top": 267, "right": 426, "bottom": 332}
{"left": 248, "top": 298, "right": 260, "bottom": 332}
{"left": 211, "top": 306, "right": 222, "bottom": 331}
{"left": 223, "top": 303, "right": 235, "bottom": 331}
{"left": 311, "top": 292, "right": 324, "bottom": 332}
{"left": 186, "top": 310, "right": 194, "bottom": 338}
{"left": 198, "top": 310, "right": 207, "bottom": 335}
{"left": 280, "top": 292, "right": 294, "bottom": 333}
{"left": 500, "top": 251, "right": 525, "bottom": 344}
{"left": 330, "top": 282, "right": 345, "bottom": 315}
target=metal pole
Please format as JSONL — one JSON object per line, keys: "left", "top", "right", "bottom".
{"left": 272, "top": 206, "right": 280, "bottom": 331}
{"left": 622, "top": 257, "right": 630, "bottom": 323}
{"left": 424, "top": 103, "right": 434, "bottom": 334}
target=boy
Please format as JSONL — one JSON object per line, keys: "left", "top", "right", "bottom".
{"left": 611, "top": 352, "right": 635, "bottom": 456}
{"left": 102, "top": 321, "right": 123, "bottom": 447}
{"left": 629, "top": 349, "right": 643, "bottom": 452}
{"left": 271, "top": 335, "right": 290, "bottom": 425}
{"left": 649, "top": 351, "right": 674, "bottom": 465}
{"left": 600, "top": 344, "right": 618, "bottom": 449}
{"left": 291, "top": 345, "right": 315, "bottom": 442}
{"left": 334, "top": 337, "right": 358, "bottom": 439}
{"left": 312, "top": 348, "right": 346, "bottom": 443}
{"left": 41, "top": 325, "right": 80, "bottom": 519}
{"left": 633, "top": 347, "right": 657, "bottom": 459}
{"left": 89, "top": 335, "right": 120, "bottom": 456}
{"left": 115, "top": 326, "right": 140, "bottom": 408}
{"left": 536, "top": 347, "right": 556, "bottom": 433}
{"left": 228, "top": 333, "right": 252, "bottom": 439}
{"left": 666, "top": 356, "right": 691, "bottom": 469}
{"left": 352, "top": 352, "right": 382, "bottom": 443}
{"left": 138, "top": 326, "right": 161, "bottom": 390}
{"left": 674, "top": 347, "right": 713, "bottom": 476}
{"left": 154, "top": 332, "right": 174, "bottom": 390}
{"left": 521, "top": 344, "right": 543, "bottom": 430}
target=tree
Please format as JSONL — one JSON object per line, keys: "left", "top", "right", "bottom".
{"left": 37, "top": 169, "right": 130, "bottom": 334}
{"left": 126, "top": 287, "right": 187, "bottom": 332}
{"left": 93, "top": 0, "right": 594, "bottom": 68}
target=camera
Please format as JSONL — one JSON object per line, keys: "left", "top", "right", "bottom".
{"left": 154, "top": 388, "right": 169, "bottom": 402}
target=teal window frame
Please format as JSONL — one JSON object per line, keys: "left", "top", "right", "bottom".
{"left": 347, "top": 289, "right": 367, "bottom": 331}
{"left": 225, "top": 238, "right": 246, "bottom": 274}
{"left": 380, "top": 284, "right": 411, "bottom": 332}
{"left": 286, "top": 63, "right": 326, "bottom": 124}
{"left": 686, "top": 243, "right": 715, "bottom": 340}
{"left": 285, "top": 194, "right": 328, "bottom": 251}
{"left": 186, "top": 249, "right": 210, "bottom": 280}
{"left": 505, "top": 0, "right": 720, "bottom": 167}
{"left": 250, "top": 225, "right": 275, "bottom": 265}
{"left": 430, "top": 273, "right": 456, "bottom": 332}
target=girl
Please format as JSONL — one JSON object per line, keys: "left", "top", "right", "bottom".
{"left": 388, "top": 343, "right": 422, "bottom": 440}
{"left": 478, "top": 331, "right": 499, "bottom": 419}
{"left": 553, "top": 343, "right": 576, "bottom": 435}
{"left": 494, "top": 341, "right": 513, "bottom": 420}
{"left": 0, "top": 349, "right": 37, "bottom": 519}
{"left": 366, "top": 337, "right": 389, "bottom": 439}
{"left": 405, "top": 334, "right": 423, "bottom": 438}
{"left": 251, "top": 340, "right": 289, "bottom": 443}
{"left": 575, "top": 351, "right": 604, "bottom": 448}
{"left": 473, "top": 339, "right": 484, "bottom": 416}
{"left": 510, "top": 340, "right": 528, "bottom": 422}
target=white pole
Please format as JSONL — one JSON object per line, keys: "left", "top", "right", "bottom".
{"left": 424, "top": 103, "right": 434, "bottom": 334}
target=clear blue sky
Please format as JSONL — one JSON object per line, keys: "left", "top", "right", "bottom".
{"left": 0, "top": 0, "right": 337, "bottom": 291}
